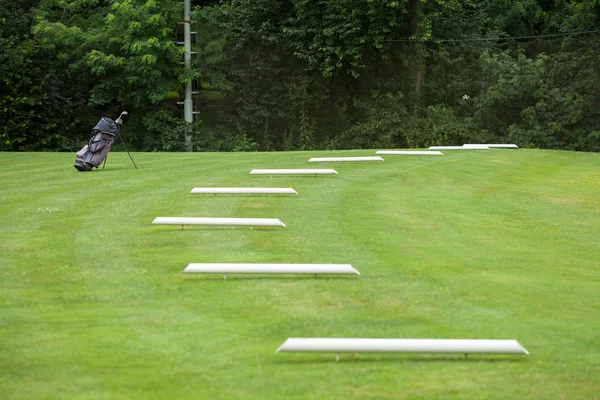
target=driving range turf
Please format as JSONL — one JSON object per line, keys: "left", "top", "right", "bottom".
{"left": 1, "top": 149, "right": 599, "bottom": 399}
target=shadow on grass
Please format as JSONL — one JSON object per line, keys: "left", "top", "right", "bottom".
{"left": 74, "top": 169, "right": 137, "bottom": 176}
{"left": 249, "top": 175, "right": 338, "bottom": 179}
{"left": 181, "top": 275, "right": 359, "bottom": 282}
{"left": 187, "top": 195, "right": 298, "bottom": 198}
{"left": 271, "top": 355, "right": 528, "bottom": 364}
{"left": 74, "top": 168, "right": 122, "bottom": 174}
{"left": 147, "top": 226, "right": 287, "bottom": 232}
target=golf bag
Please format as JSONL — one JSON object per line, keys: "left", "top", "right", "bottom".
{"left": 74, "top": 117, "right": 119, "bottom": 171}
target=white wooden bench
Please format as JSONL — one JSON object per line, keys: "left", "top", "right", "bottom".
{"left": 376, "top": 150, "right": 443, "bottom": 156}
{"left": 464, "top": 144, "right": 519, "bottom": 148}
{"left": 308, "top": 156, "right": 384, "bottom": 162}
{"left": 250, "top": 169, "right": 338, "bottom": 175}
{"left": 277, "top": 338, "right": 529, "bottom": 361}
{"left": 184, "top": 263, "right": 360, "bottom": 279}
{"left": 152, "top": 217, "right": 286, "bottom": 229}
{"left": 190, "top": 188, "right": 297, "bottom": 195}
{"left": 429, "top": 145, "right": 490, "bottom": 150}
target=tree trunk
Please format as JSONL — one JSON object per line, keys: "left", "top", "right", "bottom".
{"left": 409, "top": 0, "right": 425, "bottom": 114}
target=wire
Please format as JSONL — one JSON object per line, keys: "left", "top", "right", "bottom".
{"left": 386, "top": 29, "right": 600, "bottom": 43}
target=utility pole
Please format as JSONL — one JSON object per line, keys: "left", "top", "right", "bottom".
{"left": 183, "top": 0, "right": 193, "bottom": 151}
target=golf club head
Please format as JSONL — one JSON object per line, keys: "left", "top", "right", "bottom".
{"left": 116, "top": 111, "right": 128, "bottom": 125}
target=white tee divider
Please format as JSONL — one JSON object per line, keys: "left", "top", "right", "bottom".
{"left": 463, "top": 144, "right": 519, "bottom": 148}
{"left": 308, "top": 156, "right": 384, "bottom": 162}
{"left": 376, "top": 150, "right": 443, "bottom": 156}
{"left": 429, "top": 145, "right": 490, "bottom": 150}
{"left": 190, "top": 187, "right": 297, "bottom": 195}
{"left": 250, "top": 169, "right": 338, "bottom": 176}
{"left": 276, "top": 338, "right": 530, "bottom": 361}
{"left": 183, "top": 263, "right": 360, "bottom": 279}
{"left": 152, "top": 217, "right": 286, "bottom": 230}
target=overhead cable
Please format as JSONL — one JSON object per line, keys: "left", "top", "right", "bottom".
{"left": 386, "top": 29, "right": 600, "bottom": 43}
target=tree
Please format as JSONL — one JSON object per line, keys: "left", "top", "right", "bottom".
{"left": 1, "top": 0, "right": 86, "bottom": 150}
{"left": 32, "top": 0, "right": 194, "bottom": 150}
{"left": 2, "top": 0, "right": 599, "bottom": 151}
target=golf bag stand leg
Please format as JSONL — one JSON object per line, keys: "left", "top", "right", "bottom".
{"left": 118, "top": 133, "right": 138, "bottom": 169}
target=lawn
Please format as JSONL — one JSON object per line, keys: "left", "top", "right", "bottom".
{"left": 1, "top": 149, "right": 599, "bottom": 399}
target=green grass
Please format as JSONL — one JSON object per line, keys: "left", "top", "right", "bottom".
{"left": 1, "top": 149, "right": 599, "bottom": 399}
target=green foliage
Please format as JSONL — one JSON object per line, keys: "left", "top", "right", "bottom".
{"left": 133, "top": 109, "right": 190, "bottom": 151}
{"left": 298, "top": 96, "right": 315, "bottom": 150}
{"left": 80, "top": 0, "right": 184, "bottom": 107}
{"left": 470, "top": 48, "right": 600, "bottom": 151}
{"left": 283, "top": 0, "right": 409, "bottom": 78}
{"left": 194, "top": 0, "right": 599, "bottom": 152}
{"left": 217, "top": 132, "right": 260, "bottom": 152}
{"left": 1, "top": 0, "right": 599, "bottom": 151}
{"left": 24, "top": 0, "right": 196, "bottom": 151}
{"left": 404, "top": 105, "right": 479, "bottom": 148}
{"left": 334, "top": 91, "right": 407, "bottom": 149}
{"left": 1, "top": 6, "right": 85, "bottom": 151}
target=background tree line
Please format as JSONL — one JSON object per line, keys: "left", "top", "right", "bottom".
{"left": 1, "top": 0, "right": 599, "bottom": 152}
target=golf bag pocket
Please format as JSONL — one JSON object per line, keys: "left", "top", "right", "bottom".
{"left": 89, "top": 132, "right": 109, "bottom": 153}
{"left": 88, "top": 132, "right": 114, "bottom": 166}
{"left": 74, "top": 145, "right": 93, "bottom": 171}
{"left": 76, "top": 144, "right": 89, "bottom": 159}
